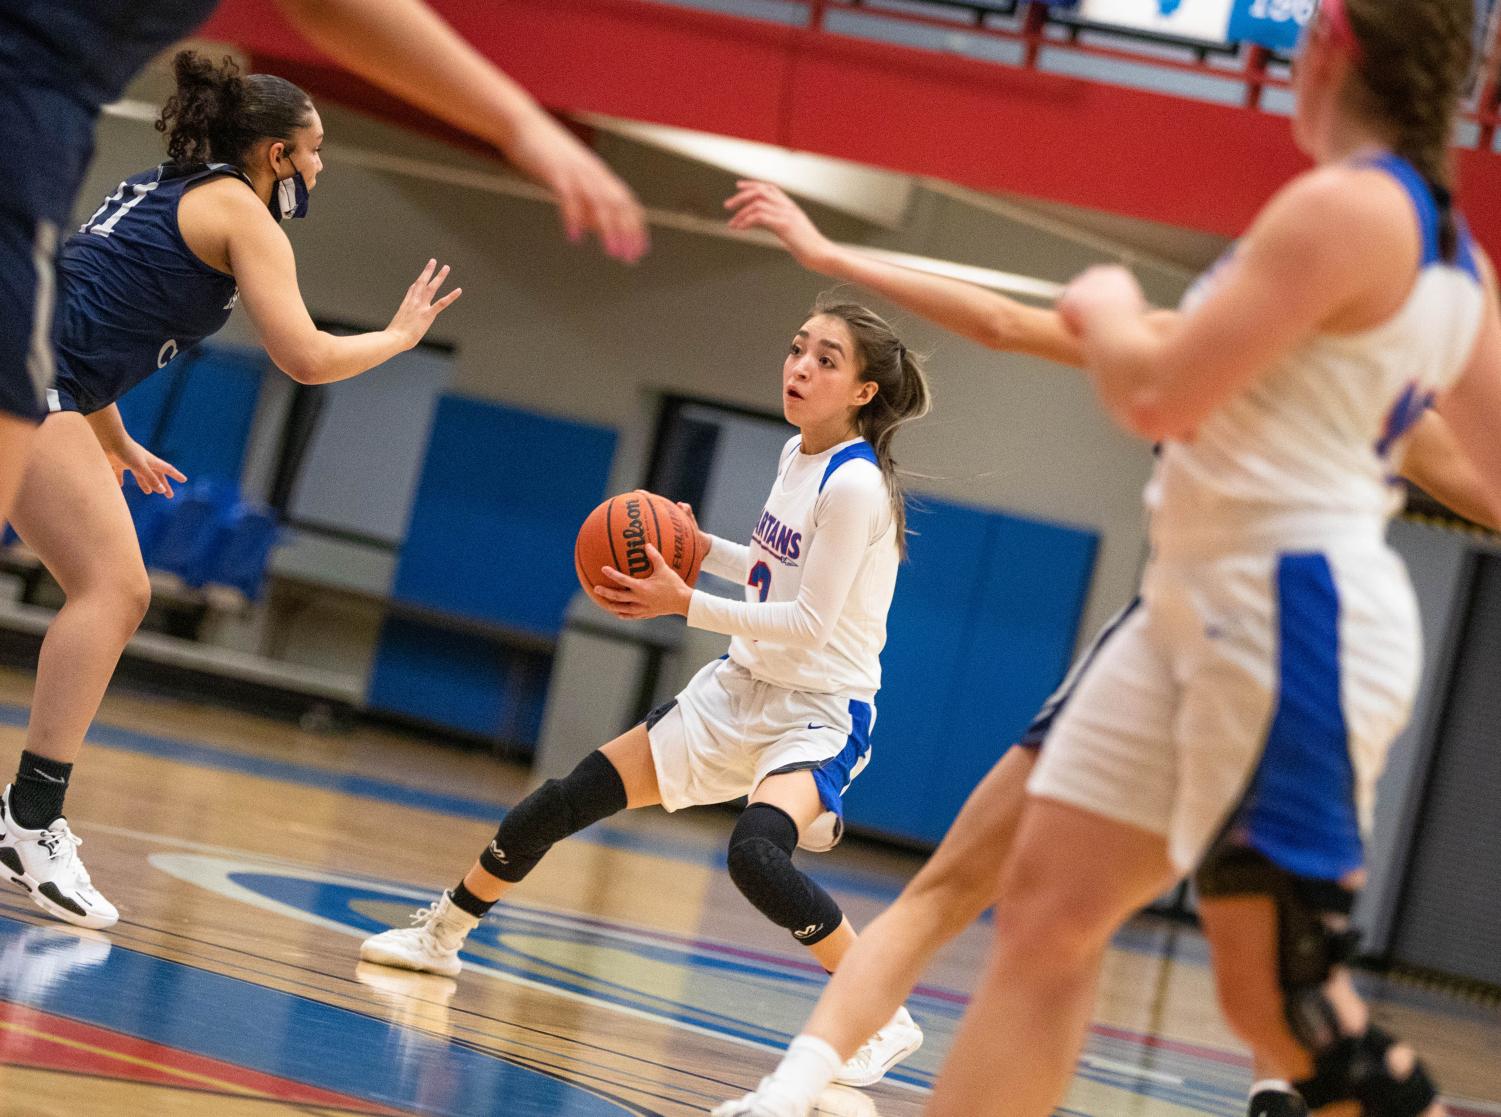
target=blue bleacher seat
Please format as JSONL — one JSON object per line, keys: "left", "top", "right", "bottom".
{"left": 207, "top": 507, "right": 279, "bottom": 601}
{"left": 149, "top": 480, "right": 239, "bottom": 588}
{"left": 123, "top": 484, "right": 177, "bottom": 566}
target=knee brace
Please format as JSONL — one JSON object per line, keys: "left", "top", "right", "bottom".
{"left": 1198, "top": 844, "right": 1361, "bottom": 1050}
{"left": 1297, "top": 1027, "right": 1438, "bottom": 1117}
{"left": 479, "top": 750, "right": 627, "bottom": 883}
{"left": 1197, "top": 846, "right": 1438, "bottom": 1117}
{"left": 726, "top": 803, "right": 844, "bottom": 947}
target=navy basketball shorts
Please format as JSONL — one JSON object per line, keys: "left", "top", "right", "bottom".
{"left": 0, "top": 69, "right": 97, "bottom": 422}
{"left": 0, "top": 205, "right": 60, "bottom": 422}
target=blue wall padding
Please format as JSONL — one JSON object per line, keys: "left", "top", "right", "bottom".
{"left": 367, "top": 615, "right": 551, "bottom": 746}
{"left": 842, "top": 495, "right": 1098, "bottom": 845}
{"left": 117, "top": 343, "right": 264, "bottom": 486}
{"left": 368, "top": 395, "right": 615, "bottom": 744}
{"left": 846, "top": 501, "right": 995, "bottom": 843}
{"left": 388, "top": 395, "right": 617, "bottom": 639}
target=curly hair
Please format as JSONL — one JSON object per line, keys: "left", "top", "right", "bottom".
{"left": 155, "top": 50, "right": 313, "bottom": 168}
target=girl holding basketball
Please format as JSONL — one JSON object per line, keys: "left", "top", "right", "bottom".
{"left": 362, "top": 297, "right": 932, "bottom": 1088}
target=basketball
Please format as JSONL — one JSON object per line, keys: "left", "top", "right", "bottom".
{"left": 575, "top": 490, "right": 704, "bottom": 606}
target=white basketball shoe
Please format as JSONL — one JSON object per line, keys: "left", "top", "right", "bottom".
{"left": 712, "top": 1076, "right": 817, "bottom": 1117}
{"left": 0, "top": 786, "right": 118, "bottom": 930}
{"left": 834, "top": 1005, "right": 923, "bottom": 1087}
{"left": 359, "top": 891, "right": 479, "bottom": 977}
{"left": 714, "top": 1008, "right": 922, "bottom": 1117}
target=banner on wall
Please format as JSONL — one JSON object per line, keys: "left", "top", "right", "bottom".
{"left": 1227, "top": 0, "right": 1316, "bottom": 51}
{"left": 1073, "top": 0, "right": 1236, "bottom": 44}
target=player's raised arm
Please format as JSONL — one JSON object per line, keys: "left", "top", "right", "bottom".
{"left": 219, "top": 188, "right": 460, "bottom": 384}
{"left": 726, "top": 179, "right": 1088, "bottom": 365}
{"left": 272, "top": 0, "right": 648, "bottom": 262}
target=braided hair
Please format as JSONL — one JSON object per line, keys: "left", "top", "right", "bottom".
{"left": 1342, "top": 0, "right": 1477, "bottom": 259}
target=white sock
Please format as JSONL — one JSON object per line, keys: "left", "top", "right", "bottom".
{"left": 439, "top": 892, "right": 481, "bottom": 930}
{"left": 767, "top": 1035, "right": 842, "bottom": 1100}
{"left": 1250, "top": 1079, "right": 1297, "bottom": 1097}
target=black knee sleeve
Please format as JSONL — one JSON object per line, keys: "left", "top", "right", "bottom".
{"left": 726, "top": 803, "right": 844, "bottom": 947}
{"left": 479, "top": 750, "right": 627, "bottom": 882}
{"left": 1296, "top": 1027, "right": 1438, "bottom": 1117}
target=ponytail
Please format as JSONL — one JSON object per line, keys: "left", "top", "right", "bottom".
{"left": 156, "top": 50, "right": 313, "bottom": 169}
{"left": 813, "top": 298, "right": 933, "bottom": 558}
{"left": 1342, "top": 0, "right": 1475, "bottom": 260}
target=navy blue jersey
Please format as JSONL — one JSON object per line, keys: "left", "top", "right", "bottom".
{"left": 0, "top": 0, "right": 220, "bottom": 420}
{"left": 0, "top": 0, "right": 217, "bottom": 110}
{"left": 54, "top": 163, "right": 245, "bottom": 413}
{"left": 0, "top": 0, "right": 218, "bottom": 223}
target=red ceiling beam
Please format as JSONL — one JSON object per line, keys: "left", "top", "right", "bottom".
{"left": 197, "top": 0, "right": 1501, "bottom": 258}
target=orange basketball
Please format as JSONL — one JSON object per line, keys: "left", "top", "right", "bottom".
{"left": 575, "top": 490, "right": 704, "bottom": 607}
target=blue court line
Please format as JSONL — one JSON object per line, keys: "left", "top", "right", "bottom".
{"left": 0, "top": 702, "right": 909, "bottom": 903}
{"left": 0, "top": 914, "right": 640, "bottom": 1117}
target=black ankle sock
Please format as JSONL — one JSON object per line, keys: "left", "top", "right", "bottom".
{"left": 10, "top": 751, "right": 72, "bottom": 831}
{"left": 449, "top": 880, "right": 495, "bottom": 919}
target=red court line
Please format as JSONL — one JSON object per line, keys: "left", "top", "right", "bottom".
{"left": 0, "top": 1001, "right": 402, "bottom": 1114}
{"left": 1087, "top": 1021, "right": 1250, "bottom": 1070}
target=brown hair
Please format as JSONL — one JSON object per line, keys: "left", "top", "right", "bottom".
{"left": 156, "top": 51, "right": 314, "bottom": 169}
{"left": 1341, "top": 0, "right": 1476, "bottom": 258}
{"left": 812, "top": 298, "right": 932, "bottom": 558}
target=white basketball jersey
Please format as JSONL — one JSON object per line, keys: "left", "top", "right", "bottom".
{"left": 1148, "top": 155, "right": 1487, "bottom": 557}
{"left": 706, "top": 436, "right": 898, "bottom": 700}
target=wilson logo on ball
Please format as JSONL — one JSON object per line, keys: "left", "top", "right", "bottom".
{"left": 621, "top": 495, "right": 652, "bottom": 578}
{"left": 668, "top": 507, "right": 689, "bottom": 571}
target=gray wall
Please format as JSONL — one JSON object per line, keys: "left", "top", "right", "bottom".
{"left": 1357, "top": 520, "right": 1476, "bottom": 949}
{"left": 80, "top": 100, "right": 1164, "bottom": 655}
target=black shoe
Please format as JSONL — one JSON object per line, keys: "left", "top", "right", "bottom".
{"left": 1248, "top": 1088, "right": 1309, "bottom": 1117}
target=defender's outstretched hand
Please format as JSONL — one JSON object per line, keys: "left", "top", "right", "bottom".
{"left": 273, "top": 0, "right": 649, "bottom": 263}
{"left": 388, "top": 258, "right": 463, "bottom": 350}
{"left": 726, "top": 180, "right": 842, "bottom": 273}
{"left": 506, "top": 115, "right": 649, "bottom": 263}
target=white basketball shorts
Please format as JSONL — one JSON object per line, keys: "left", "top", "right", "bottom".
{"left": 646, "top": 656, "right": 874, "bottom": 852}
{"left": 1028, "top": 545, "right": 1421, "bottom": 878}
